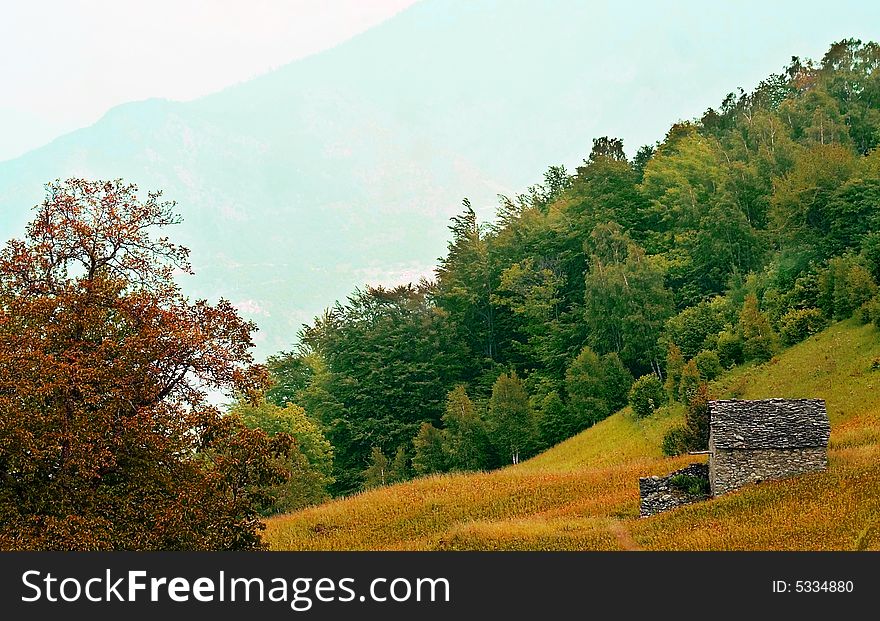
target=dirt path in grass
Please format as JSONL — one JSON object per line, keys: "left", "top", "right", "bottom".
{"left": 608, "top": 520, "right": 641, "bottom": 551}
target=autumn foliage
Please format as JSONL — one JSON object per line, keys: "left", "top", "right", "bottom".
{"left": 0, "top": 179, "right": 293, "bottom": 550}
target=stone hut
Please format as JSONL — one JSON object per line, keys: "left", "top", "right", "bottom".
{"left": 708, "top": 398, "right": 830, "bottom": 495}
{"left": 640, "top": 398, "right": 830, "bottom": 517}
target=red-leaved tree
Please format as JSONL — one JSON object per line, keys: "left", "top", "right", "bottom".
{"left": 0, "top": 179, "right": 292, "bottom": 550}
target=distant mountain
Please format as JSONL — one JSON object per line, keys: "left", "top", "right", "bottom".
{"left": 2, "top": 0, "right": 878, "bottom": 357}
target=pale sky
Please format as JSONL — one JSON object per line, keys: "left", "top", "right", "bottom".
{"left": 0, "top": 0, "right": 417, "bottom": 161}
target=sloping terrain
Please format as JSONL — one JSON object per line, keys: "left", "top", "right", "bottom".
{"left": 264, "top": 320, "right": 880, "bottom": 550}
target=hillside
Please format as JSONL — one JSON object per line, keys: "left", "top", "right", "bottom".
{"left": 4, "top": 1, "right": 878, "bottom": 358}
{"left": 264, "top": 320, "right": 880, "bottom": 550}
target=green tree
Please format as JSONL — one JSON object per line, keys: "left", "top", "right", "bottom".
{"left": 600, "top": 352, "right": 634, "bottom": 413}
{"left": 716, "top": 329, "right": 744, "bottom": 368}
{"left": 299, "top": 284, "right": 466, "bottom": 494}
{"left": 628, "top": 375, "right": 665, "bottom": 418}
{"left": 779, "top": 308, "right": 827, "bottom": 345}
{"left": 565, "top": 346, "right": 609, "bottom": 428}
{"left": 486, "top": 371, "right": 537, "bottom": 464}
{"left": 441, "top": 386, "right": 490, "bottom": 472}
{"left": 664, "top": 343, "right": 685, "bottom": 397}
{"left": 818, "top": 255, "right": 878, "bottom": 319}
{"left": 232, "top": 400, "right": 334, "bottom": 513}
{"left": 738, "top": 294, "right": 778, "bottom": 362}
{"left": 862, "top": 231, "right": 880, "bottom": 283}
{"left": 412, "top": 422, "right": 448, "bottom": 475}
{"left": 664, "top": 299, "right": 729, "bottom": 359}
{"left": 583, "top": 224, "right": 673, "bottom": 375}
{"left": 389, "top": 446, "right": 411, "bottom": 483}
{"left": 362, "top": 447, "right": 390, "bottom": 489}
{"left": 537, "top": 390, "right": 571, "bottom": 447}
{"left": 769, "top": 144, "right": 858, "bottom": 256}
{"left": 678, "top": 359, "right": 702, "bottom": 404}
{"left": 684, "top": 384, "right": 711, "bottom": 450}
{"left": 435, "top": 203, "right": 497, "bottom": 365}
{"left": 692, "top": 350, "right": 723, "bottom": 382}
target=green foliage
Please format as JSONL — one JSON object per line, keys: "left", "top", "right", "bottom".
{"left": 692, "top": 350, "right": 723, "bottom": 382}
{"left": 818, "top": 255, "right": 878, "bottom": 320}
{"left": 389, "top": 446, "right": 411, "bottom": 483}
{"left": 265, "top": 353, "right": 312, "bottom": 407}
{"left": 441, "top": 386, "right": 490, "bottom": 471}
{"left": 233, "top": 400, "right": 334, "bottom": 514}
{"left": 363, "top": 447, "right": 391, "bottom": 489}
{"left": 684, "top": 384, "right": 711, "bottom": 450}
{"left": 487, "top": 371, "right": 537, "bottom": 464}
{"left": 716, "top": 329, "right": 744, "bottom": 368}
{"left": 739, "top": 294, "right": 778, "bottom": 362}
{"left": 678, "top": 359, "right": 701, "bottom": 404}
{"left": 669, "top": 473, "right": 711, "bottom": 495}
{"left": 664, "top": 299, "right": 728, "bottom": 359}
{"left": 412, "top": 423, "right": 448, "bottom": 476}
{"left": 661, "top": 425, "right": 691, "bottom": 457}
{"left": 664, "top": 343, "right": 685, "bottom": 397}
{"left": 561, "top": 347, "right": 634, "bottom": 434}
{"left": 583, "top": 224, "right": 673, "bottom": 374}
{"left": 826, "top": 178, "right": 880, "bottom": 254}
{"left": 298, "top": 284, "right": 467, "bottom": 494}
{"left": 770, "top": 144, "right": 858, "bottom": 255}
{"left": 628, "top": 374, "right": 665, "bottom": 418}
{"left": 779, "top": 308, "right": 828, "bottom": 344}
{"left": 856, "top": 296, "right": 880, "bottom": 325}
{"left": 537, "top": 390, "right": 571, "bottom": 447}
{"left": 261, "top": 39, "right": 880, "bottom": 503}
{"left": 565, "top": 346, "right": 609, "bottom": 428}
{"left": 600, "top": 352, "right": 634, "bottom": 413}
{"left": 861, "top": 231, "right": 880, "bottom": 283}
{"left": 661, "top": 383, "right": 710, "bottom": 454}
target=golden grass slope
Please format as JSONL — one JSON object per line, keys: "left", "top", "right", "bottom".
{"left": 264, "top": 320, "right": 880, "bottom": 550}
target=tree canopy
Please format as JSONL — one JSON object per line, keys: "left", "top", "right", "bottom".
{"left": 0, "top": 180, "right": 289, "bottom": 550}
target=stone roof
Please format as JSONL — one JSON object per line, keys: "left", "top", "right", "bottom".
{"left": 709, "top": 399, "right": 830, "bottom": 450}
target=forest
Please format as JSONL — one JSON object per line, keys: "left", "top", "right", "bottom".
{"left": 2, "top": 39, "right": 880, "bottom": 549}
{"left": 248, "top": 39, "right": 880, "bottom": 498}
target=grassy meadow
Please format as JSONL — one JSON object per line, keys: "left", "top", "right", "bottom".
{"left": 264, "top": 320, "right": 880, "bottom": 551}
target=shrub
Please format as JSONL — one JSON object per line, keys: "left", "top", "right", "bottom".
{"left": 856, "top": 296, "right": 880, "bottom": 325}
{"left": 669, "top": 473, "right": 711, "bottom": 495}
{"left": 716, "top": 329, "right": 744, "bottom": 368}
{"left": 628, "top": 374, "right": 665, "bottom": 418}
{"left": 693, "top": 350, "right": 723, "bottom": 381}
{"left": 662, "top": 425, "right": 691, "bottom": 456}
{"left": 678, "top": 359, "right": 701, "bottom": 404}
{"left": 779, "top": 307, "right": 827, "bottom": 345}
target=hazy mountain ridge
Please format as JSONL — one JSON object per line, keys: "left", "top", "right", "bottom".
{"left": 3, "top": 0, "right": 878, "bottom": 356}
